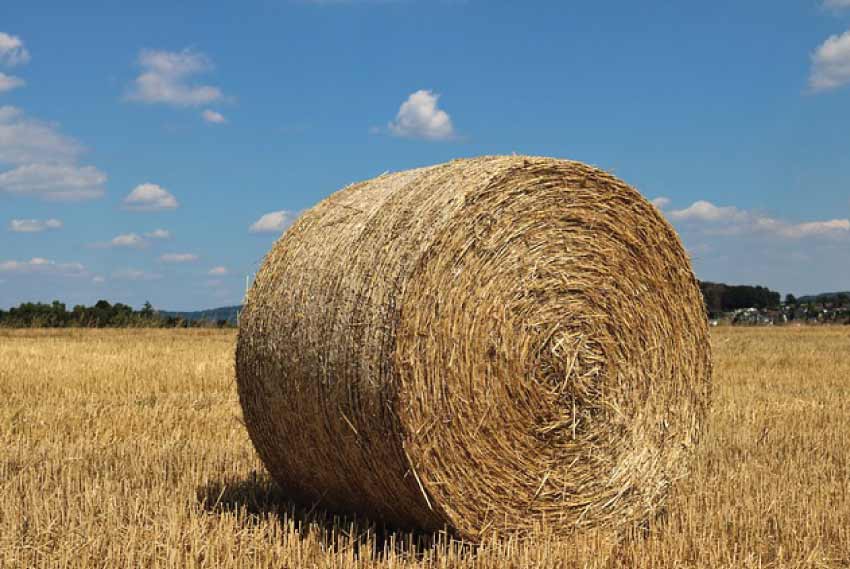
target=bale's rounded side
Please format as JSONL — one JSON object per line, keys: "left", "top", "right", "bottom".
{"left": 236, "top": 156, "right": 711, "bottom": 540}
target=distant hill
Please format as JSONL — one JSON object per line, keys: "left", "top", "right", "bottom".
{"left": 797, "top": 291, "right": 850, "bottom": 304}
{"left": 158, "top": 305, "right": 242, "bottom": 325}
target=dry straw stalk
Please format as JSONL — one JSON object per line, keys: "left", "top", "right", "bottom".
{"left": 236, "top": 155, "right": 712, "bottom": 541}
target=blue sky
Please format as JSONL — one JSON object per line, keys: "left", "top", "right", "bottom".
{"left": 1, "top": 0, "right": 850, "bottom": 310}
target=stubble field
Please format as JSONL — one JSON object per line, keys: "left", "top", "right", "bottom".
{"left": 0, "top": 327, "right": 848, "bottom": 568}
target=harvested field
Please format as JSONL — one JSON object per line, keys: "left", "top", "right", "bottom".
{"left": 1, "top": 327, "right": 849, "bottom": 568}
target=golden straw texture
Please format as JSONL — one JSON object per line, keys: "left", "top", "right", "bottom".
{"left": 236, "top": 156, "right": 711, "bottom": 541}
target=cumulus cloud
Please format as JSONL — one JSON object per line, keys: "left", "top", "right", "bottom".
{"left": 0, "top": 33, "right": 30, "bottom": 67}
{"left": 126, "top": 49, "right": 224, "bottom": 107}
{"left": 112, "top": 233, "right": 147, "bottom": 249}
{"left": 669, "top": 201, "right": 749, "bottom": 223}
{"left": 651, "top": 196, "right": 670, "bottom": 209}
{"left": 0, "top": 257, "right": 85, "bottom": 276}
{"left": 208, "top": 266, "right": 228, "bottom": 275}
{"left": 809, "top": 30, "right": 850, "bottom": 92}
{"left": 202, "top": 109, "right": 226, "bottom": 124}
{"left": 160, "top": 253, "right": 198, "bottom": 263}
{"left": 145, "top": 228, "right": 170, "bottom": 239}
{"left": 669, "top": 200, "right": 850, "bottom": 240}
{"left": 249, "top": 210, "right": 298, "bottom": 233}
{"left": 0, "top": 72, "right": 24, "bottom": 93}
{"left": 388, "top": 90, "right": 456, "bottom": 141}
{"left": 8, "top": 218, "right": 62, "bottom": 233}
{"left": 123, "top": 183, "right": 179, "bottom": 211}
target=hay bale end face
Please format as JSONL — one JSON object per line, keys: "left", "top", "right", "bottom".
{"left": 236, "top": 156, "right": 711, "bottom": 540}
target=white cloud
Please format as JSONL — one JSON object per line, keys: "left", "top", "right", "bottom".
{"left": 160, "top": 253, "right": 198, "bottom": 263}
{"left": 388, "top": 90, "right": 455, "bottom": 141}
{"left": 8, "top": 218, "right": 62, "bottom": 233}
{"left": 113, "top": 268, "right": 162, "bottom": 281}
{"left": 669, "top": 200, "right": 749, "bottom": 223}
{"left": 0, "top": 163, "right": 107, "bottom": 201}
{"left": 0, "top": 72, "right": 24, "bottom": 93}
{"left": 0, "top": 257, "right": 85, "bottom": 276}
{"left": 669, "top": 199, "right": 850, "bottom": 240}
{"left": 651, "top": 196, "right": 670, "bottom": 209}
{"left": 145, "top": 228, "right": 171, "bottom": 239}
{"left": 123, "top": 183, "right": 179, "bottom": 211}
{"left": 752, "top": 217, "right": 850, "bottom": 238}
{"left": 208, "top": 266, "right": 228, "bottom": 275}
{"left": 127, "top": 49, "right": 224, "bottom": 107}
{"left": 809, "top": 30, "right": 850, "bottom": 92}
{"left": 92, "top": 275, "right": 105, "bottom": 284}
{"left": 0, "top": 107, "right": 107, "bottom": 202}
{"left": 202, "top": 109, "right": 226, "bottom": 124}
{"left": 0, "top": 33, "right": 30, "bottom": 67}
{"left": 111, "top": 233, "right": 147, "bottom": 249}
{"left": 0, "top": 106, "right": 85, "bottom": 165}
{"left": 90, "top": 233, "right": 148, "bottom": 249}
{"left": 249, "top": 210, "right": 298, "bottom": 233}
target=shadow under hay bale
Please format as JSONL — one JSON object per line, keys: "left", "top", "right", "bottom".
{"left": 196, "top": 472, "right": 460, "bottom": 559}
{"left": 236, "top": 155, "right": 712, "bottom": 541}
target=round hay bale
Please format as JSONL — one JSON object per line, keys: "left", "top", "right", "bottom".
{"left": 236, "top": 155, "right": 711, "bottom": 540}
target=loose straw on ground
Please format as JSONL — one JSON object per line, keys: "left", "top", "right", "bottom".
{"left": 236, "top": 156, "right": 712, "bottom": 541}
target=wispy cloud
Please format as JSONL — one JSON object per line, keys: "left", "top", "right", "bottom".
{"left": 202, "top": 109, "right": 226, "bottom": 124}
{"left": 113, "top": 268, "right": 162, "bottom": 281}
{"left": 160, "top": 253, "right": 198, "bottom": 263}
{"left": 0, "top": 257, "right": 85, "bottom": 276}
{"left": 123, "top": 183, "right": 179, "bottom": 211}
{"left": 668, "top": 200, "right": 850, "bottom": 239}
{"left": 8, "top": 218, "right": 62, "bottom": 233}
{"left": 91, "top": 229, "right": 170, "bottom": 249}
{"left": 0, "top": 32, "right": 30, "bottom": 67}
{"left": 249, "top": 210, "right": 298, "bottom": 233}
{"left": 824, "top": 0, "right": 850, "bottom": 8}
{"left": 809, "top": 29, "right": 850, "bottom": 92}
{"left": 145, "top": 228, "right": 170, "bottom": 239}
{"left": 208, "top": 266, "right": 228, "bottom": 276}
{"left": 126, "top": 49, "right": 224, "bottom": 107}
{"left": 651, "top": 196, "right": 671, "bottom": 209}
{"left": 0, "top": 106, "right": 84, "bottom": 165}
{"left": 0, "top": 107, "right": 107, "bottom": 201}
{"left": 0, "top": 72, "right": 24, "bottom": 93}
{"left": 0, "top": 163, "right": 107, "bottom": 201}
{"left": 388, "top": 90, "right": 456, "bottom": 141}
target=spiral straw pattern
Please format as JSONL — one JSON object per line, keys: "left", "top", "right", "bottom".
{"left": 236, "top": 156, "right": 711, "bottom": 540}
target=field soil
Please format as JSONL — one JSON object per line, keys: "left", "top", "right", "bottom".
{"left": 1, "top": 327, "right": 848, "bottom": 568}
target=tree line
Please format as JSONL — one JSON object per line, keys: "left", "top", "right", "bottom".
{"left": 699, "top": 281, "right": 782, "bottom": 314}
{"left": 0, "top": 300, "right": 233, "bottom": 328}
